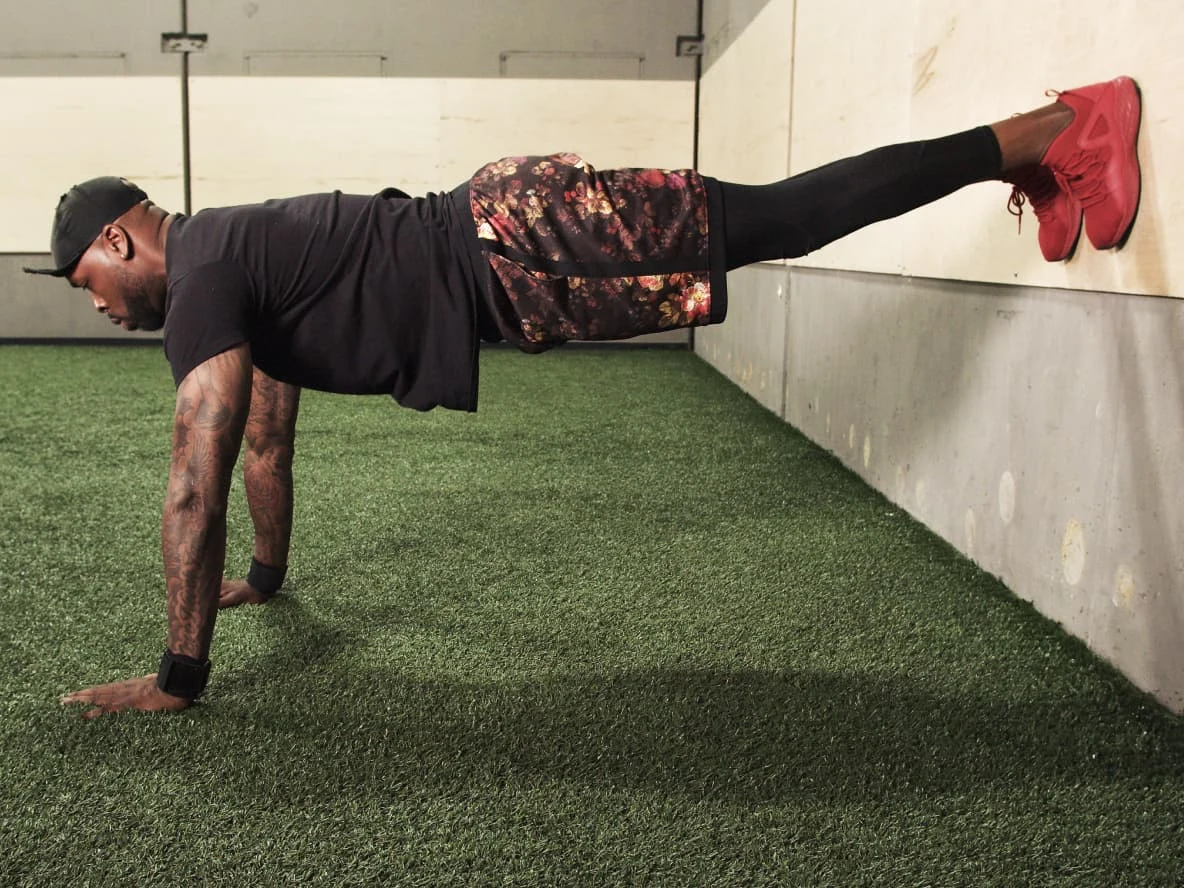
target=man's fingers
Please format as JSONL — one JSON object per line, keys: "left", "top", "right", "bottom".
{"left": 60, "top": 692, "right": 115, "bottom": 718}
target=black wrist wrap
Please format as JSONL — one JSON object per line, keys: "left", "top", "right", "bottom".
{"left": 156, "top": 650, "right": 211, "bottom": 700}
{"left": 247, "top": 557, "right": 286, "bottom": 595}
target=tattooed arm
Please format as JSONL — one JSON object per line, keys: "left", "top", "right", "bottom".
{"left": 61, "top": 344, "right": 252, "bottom": 718}
{"left": 219, "top": 367, "right": 301, "bottom": 608}
{"left": 162, "top": 344, "right": 252, "bottom": 658}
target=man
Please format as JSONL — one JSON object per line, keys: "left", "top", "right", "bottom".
{"left": 27, "top": 76, "right": 1139, "bottom": 718}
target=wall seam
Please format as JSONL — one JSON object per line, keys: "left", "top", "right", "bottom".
{"left": 780, "top": 266, "right": 792, "bottom": 421}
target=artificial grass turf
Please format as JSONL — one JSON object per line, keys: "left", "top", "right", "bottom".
{"left": 0, "top": 343, "right": 1182, "bottom": 887}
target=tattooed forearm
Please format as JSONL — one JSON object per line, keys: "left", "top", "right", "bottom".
{"left": 161, "top": 345, "right": 252, "bottom": 660}
{"left": 243, "top": 369, "right": 300, "bottom": 568}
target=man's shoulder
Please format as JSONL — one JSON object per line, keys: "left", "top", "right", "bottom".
{"left": 168, "top": 258, "right": 254, "bottom": 292}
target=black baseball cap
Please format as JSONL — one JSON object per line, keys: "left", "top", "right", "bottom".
{"left": 22, "top": 176, "right": 148, "bottom": 277}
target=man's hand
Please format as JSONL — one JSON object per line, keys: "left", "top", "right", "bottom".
{"left": 60, "top": 674, "right": 191, "bottom": 720}
{"left": 219, "top": 577, "right": 271, "bottom": 608}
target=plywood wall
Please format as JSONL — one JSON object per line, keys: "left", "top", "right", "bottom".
{"left": 2, "top": 77, "right": 695, "bottom": 253}
{"left": 699, "top": 0, "right": 1182, "bottom": 299}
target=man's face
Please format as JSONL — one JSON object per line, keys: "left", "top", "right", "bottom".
{"left": 68, "top": 233, "right": 166, "bottom": 332}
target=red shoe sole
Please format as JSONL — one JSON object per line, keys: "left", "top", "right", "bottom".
{"left": 1082, "top": 75, "right": 1142, "bottom": 250}
{"left": 1109, "top": 76, "right": 1142, "bottom": 250}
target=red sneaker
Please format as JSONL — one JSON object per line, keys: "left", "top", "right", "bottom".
{"left": 1040, "top": 76, "right": 1142, "bottom": 250}
{"left": 1004, "top": 164, "right": 1083, "bottom": 262}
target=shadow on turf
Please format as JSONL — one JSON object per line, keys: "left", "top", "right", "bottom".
{"left": 208, "top": 656, "right": 1182, "bottom": 806}
{"left": 161, "top": 587, "right": 1184, "bottom": 806}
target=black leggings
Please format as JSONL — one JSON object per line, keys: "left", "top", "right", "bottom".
{"left": 719, "top": 126, "right": 1002, "bottom": 269}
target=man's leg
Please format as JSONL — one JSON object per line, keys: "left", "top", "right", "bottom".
{"left": 719, "top": 77, "right": 1139, "bottom": 267}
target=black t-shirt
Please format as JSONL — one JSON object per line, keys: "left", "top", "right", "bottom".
{"left": 163, "top": 187, "right": 480, "bottom": 412}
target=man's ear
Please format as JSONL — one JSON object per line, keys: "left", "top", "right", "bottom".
{"left": 100, "top": 223, "right": 133, "bottom": 261}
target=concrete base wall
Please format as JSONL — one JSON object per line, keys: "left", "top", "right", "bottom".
{"left": 0, "top": 255, "right": 159, "bottom": 341}
{"left": 698, "top": 266, "right": 1184, "bottom": 712}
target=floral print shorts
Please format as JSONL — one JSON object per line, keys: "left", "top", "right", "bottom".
{"left": 466, "top": 153, "right": 728, "bottom": 351}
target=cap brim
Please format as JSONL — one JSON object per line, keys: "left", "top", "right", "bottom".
{"left": 22, "top": 265, "right": 72, "bottom": 276}
{"left": 23, "top": 246, "right": 84, "bottom": 277}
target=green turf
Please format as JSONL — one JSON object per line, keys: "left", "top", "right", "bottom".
{"left": 1, "top": 343, "right": 1182, "bottom": 886}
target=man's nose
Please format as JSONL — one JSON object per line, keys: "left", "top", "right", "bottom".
{"left": 92, "top": 295, "right": 106, "bottom": 313}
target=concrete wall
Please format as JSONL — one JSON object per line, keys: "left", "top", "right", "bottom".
{"left": 1, "top": 0, "right": 697, "bottom": 342}
{"left": 696, "top": 0, "right": 1184, "bottom": 710}
{"left": 2, "top": 0, "right": 694, "bottom": 79}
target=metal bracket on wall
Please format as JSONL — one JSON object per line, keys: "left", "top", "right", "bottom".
{"left": 676, "top": 35, "right": 704, "bottom": 57}
{"left": 161, "top": 33, "right": 208, "bottom": 54}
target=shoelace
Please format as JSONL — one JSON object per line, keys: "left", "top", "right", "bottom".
{"left": 1006, "top": 187, "right": 1028, "bottom": 233}
{"left": 1006, "top": 170, "right": 1062, "bottom": 233}
{"left": 1049, "top": 151, "right": 1108, "bottom": 207}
